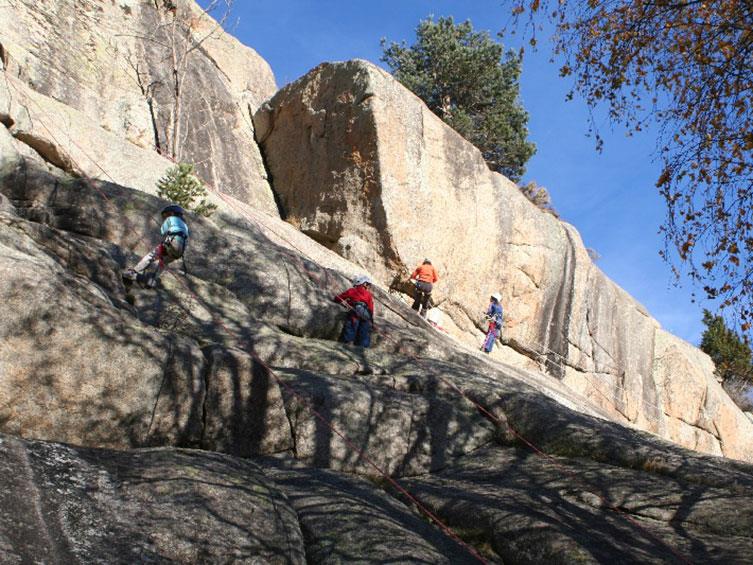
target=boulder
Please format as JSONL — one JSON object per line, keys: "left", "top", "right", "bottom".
{"left": 0, "top": 209, "right": 206, "bottom": 449}
{"left": 182, "top": 0, "right": 277, "bottom": 110}
{"left": 200, "top": 345, "right": 293, "bottom": 457}
{"left": 0, "top": 434, "right": 305, "bottom": 564}
{"left": 652, "top": 329, "right": 753, "bottom": 462}
{"left": 0, "top": 124, "right": 688, "bottom": 459}
{"left": 0, "top": 70, "right": 276, "bottom": 223}
{"left": 276, "top": 368, "right": 495, "bottom": 476}
{"left": 254, "top": 60, "right": 753, "bottom": 461}
{"left": 0, "top": 130, "right": 496, "bottom": 472}
{"left": 0, "top": 75, "right": 177, "bottom": 197}
{"left": 0, "top": 0, "right": 278, "bottom": 212}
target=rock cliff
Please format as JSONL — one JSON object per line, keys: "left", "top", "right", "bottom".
{"left": 0, "top": 434, "right": 306, "bottom": 564}
{"left": 0, "top": 0, "right": 278, "bottom": 212}
{"left": 254, "top": 60, "right": 753, "bottom": 462}
{"left": 2, "top": 94, "right": 753, "bottom": 562}
{"left": 1, "top": 6, "right": 753, "bottom": 563}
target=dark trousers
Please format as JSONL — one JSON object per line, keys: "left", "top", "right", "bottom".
{"left": 412, "top": 281, "right": 433, "bottom": 313}
{"left": 341, "top": 316, "right": 371, "bottom": 347}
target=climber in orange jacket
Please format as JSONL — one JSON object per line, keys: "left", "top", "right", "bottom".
{"left": 333, "top": 275, "right": 375, "bottom": 347}
{"left": 410, "top": 259, "right": 438, "bottom": 318}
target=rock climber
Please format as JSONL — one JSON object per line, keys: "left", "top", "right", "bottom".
{"left": 410, "top": 258, "right": 439, "bottom": 318}
{"left": 333, "top": 275, "right": 375, "bottom": 348}
{"left": 122, "top": 204, "right": 189, "bottom": 289}
{"left": 481, "top": 292, "right": 504, "bottom": 354}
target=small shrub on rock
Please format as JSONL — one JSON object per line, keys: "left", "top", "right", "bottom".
{"left": 156, "top": 163, "right": 217, "bottom": 217}
{"left": 519, "top": 181, "right": 559, "bottom": 217}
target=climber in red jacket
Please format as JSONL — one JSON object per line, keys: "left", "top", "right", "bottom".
{"left": 410, "top": 259, "right": 438, "bottom": 318}
{"left": 333, "top": 275, "right": 375, "bottom": 347}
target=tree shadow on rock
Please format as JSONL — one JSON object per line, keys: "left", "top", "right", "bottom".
{"left": 260, "top": 457, "right": 478, "bottom": 564}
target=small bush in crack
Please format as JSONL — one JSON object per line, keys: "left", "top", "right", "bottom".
{"left": 156, "top": 163, "right": 217, "bottom": 217}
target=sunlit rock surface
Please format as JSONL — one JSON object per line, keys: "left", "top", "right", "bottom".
{"left": 254, "top": 59, "right": 753, "bottom": 461}
{"left": 0, "top": 0, "right": 278, "bottom": 212}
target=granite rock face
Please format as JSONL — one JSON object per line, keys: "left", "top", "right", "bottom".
{"left": 0, "top": 122, "right": 500, "bottom": 471}
{"left": 0, "top": 0, "right": 278, "bottom": 212}
{"left": 0, "top": 434, "right": 306, "bottom": 564}
{"left": 0, "top": 74, "right": 177, "bottom": 198}
{"left": 2, "top": 111, "right": 753, "bottom": 562}
{"left": 1, "top": 8, "right": 753, "bottom": 559}
{"left": 403, "top": 445, "right": 753, "bottom": 564}
{"left": 254, "top": 60, "right": 753, "bottom": 461}
{"left": 259, "top": 459, "right": 476, "bottom": 564}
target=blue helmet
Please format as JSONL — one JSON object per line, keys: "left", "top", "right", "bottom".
{"left": 161, "top": 204, "right": 185, "bottom": 218}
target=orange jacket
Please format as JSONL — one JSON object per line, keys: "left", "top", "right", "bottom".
{"left": 411, "top": 263, "right": 438, "bottom": 283}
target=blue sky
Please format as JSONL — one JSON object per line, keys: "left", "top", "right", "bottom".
{"left": 211, "top": 0, "right": 708, "bottom": 344}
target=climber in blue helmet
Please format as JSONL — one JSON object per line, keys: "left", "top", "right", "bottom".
{"left": 123, "top": 204, "right": 190, "bottom": 289}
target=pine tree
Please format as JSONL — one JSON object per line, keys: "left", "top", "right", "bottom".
{"left": 700, "top": 310, "right": 753, "bottom": 386}
{"left": 381, "top": 17, "right": 535, "bottom": 181}
{"left": 156, "top": 163, "right": 217, "bottom": 217}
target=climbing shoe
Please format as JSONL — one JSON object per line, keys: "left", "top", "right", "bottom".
{"left": 122, "top": 269, "right": 137, "bottom": 286}
{"left": 135, "top": 272, "right": 158, "bottom": 289}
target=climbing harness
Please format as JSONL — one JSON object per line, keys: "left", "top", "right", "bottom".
{"left": 351, "top": 301, "right": 371, "bottom": 321}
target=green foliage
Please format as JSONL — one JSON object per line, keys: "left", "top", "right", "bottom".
{"left": 381, "top": 17, "right": 535, "bottom": 181}
{"left": 156, "top": 163, "right": 217, "bottom": 217}
{"left": 700, "top": 309, "right": 753, "bottom": 386}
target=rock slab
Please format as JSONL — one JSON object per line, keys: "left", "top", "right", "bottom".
{"left": 254, "top": 60, "right": 753, "bottom": 462}
{"left": 0, "top": 434, "right": 305, "bottom": 564}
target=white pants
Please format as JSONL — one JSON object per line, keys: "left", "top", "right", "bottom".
{"left": 133, "top": 235, "right": 185, "bottom": 277}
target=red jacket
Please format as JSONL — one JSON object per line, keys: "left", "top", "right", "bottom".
{"left": 334, "top": 286, "right": 374, "bottom": 318}
{"left": 411, "top": 264, "right": 438, "bottom": 283}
